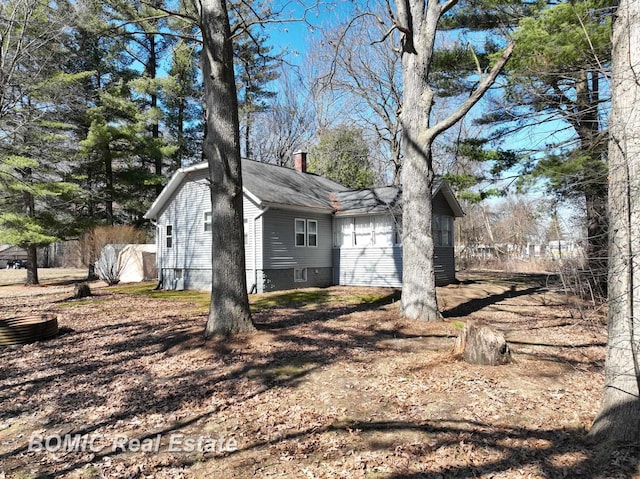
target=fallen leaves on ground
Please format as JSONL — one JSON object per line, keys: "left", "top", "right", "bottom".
{"left": 0, "top": 271, "right": 637, "bottom": 478}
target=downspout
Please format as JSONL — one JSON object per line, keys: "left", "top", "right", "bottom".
{"left": 251, "top": 206, "right": 269, "bottom": 294}
{"left": 150, "top": 219, "right": 163, "bottom": 290}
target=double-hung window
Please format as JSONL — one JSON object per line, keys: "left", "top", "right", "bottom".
{"left": 295, "top": 219, "right": 318, "bottom": 247}
{"left": 166, "top": 225, "right": 173, "bottom": 248}
{"left": 307, "top": 220, "right": 318, "bottom": 247}
{"left": 295, "top": 219, "right": 306, "bottom": 246}
{"left": 204, "top": 212, "right": 212, "bottom": 232}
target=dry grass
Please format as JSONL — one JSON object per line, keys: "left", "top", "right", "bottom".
{"left": 0, "top": 271, "right": 637, "bottom": 478}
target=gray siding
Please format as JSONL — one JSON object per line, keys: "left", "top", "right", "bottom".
{"left": 262, "top": 209, "right": 333, "bottom": 269}
{"left": 333, "top": 247, "right": 403, "bottom": 287}
{"left": 263, "top": 267, "right": 333, "bottom": 292}
{"left": 434, "top": 246, "right": 456, "bottom": 286}
{"left": 156, "top": 173, "right": 264, "bottom": 292}
{"left": 433, "top": 190, "right": 455, "bottom": 216}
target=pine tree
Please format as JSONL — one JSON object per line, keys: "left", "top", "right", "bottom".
{"left": 479, "top": 0, "right": 612, "bottom": 291}
{"left": 0, "top": 0, "right": 84, "bottom": 284}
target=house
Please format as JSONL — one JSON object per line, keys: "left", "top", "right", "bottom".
{"left": 143, "top": 152, "right": 464, "bottom": 293}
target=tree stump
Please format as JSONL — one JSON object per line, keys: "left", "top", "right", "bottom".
{"left": 453, "top": 321, "right": 512, "bottom": 365}
{"left": 73, "top": 283, "right": 92, "bottom": 299}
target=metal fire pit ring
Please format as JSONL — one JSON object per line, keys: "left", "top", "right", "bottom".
{"left": 0, "top": 314, "right": 59, "bottom": 346}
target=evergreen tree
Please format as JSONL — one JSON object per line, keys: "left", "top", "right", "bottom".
{"left": 231, "top": 3, "right": 281, "bottom": 159}
{"left": 479, "top": 0, "right": 612, "bottom": 290}
{"left": 0, "top": 0, "right": 84, "bottom": 284}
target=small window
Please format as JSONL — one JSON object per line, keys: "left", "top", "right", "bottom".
{"left": 244, "top": 218, "right": 250, "bottom": 245}
{"left": 295, "top": 219, "right": 306, "bottom": 246}
{"left": 433, "top": 215, "right": 442, "bottom": 246}
{"left": 307, "top": 220, "right": 318, "bottom": 247}
{"left": 166, "top": 225, "right": 173, "bottom": 248}
{"left": 354, "top": 217, "right": 372, "bottom": 246}
{"left": 294, "top": 267, "right": 307, "bottom": 282}
{"left": 334, "top": 217, "right": 353, "bottom": 247}
{"left": 204, "top": 212, "right": 212, "bottom": 232}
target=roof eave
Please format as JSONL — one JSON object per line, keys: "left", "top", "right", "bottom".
{"left": 143, "top": 162, "right": 208, "bottom": 220}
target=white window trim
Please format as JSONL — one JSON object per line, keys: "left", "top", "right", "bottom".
{"left": 294, "top": 267, "right": 308, "bottom": 282}
{"left": 295, "top": 218, "right": 306, "bottom": 247}
{"left": 334, "top": 215, "right": 402, "bottom": 248}
{"left": 166, "top": 225, "right": 173, "bottom": 248}
{"left": 204, "top": 211, "right": 212, "bottom": 232}
{"left": 307, "top": 219, "right": 318, "bottom": 248}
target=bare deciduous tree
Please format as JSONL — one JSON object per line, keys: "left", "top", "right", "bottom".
{"left": 392, "top": 0, "right": 514, "bottom": 321}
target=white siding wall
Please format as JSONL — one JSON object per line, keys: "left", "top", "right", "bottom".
{"left": 157, "top": 171, "right": 212, "bottom": 272}
{"left": 156, "top": 172, "right": 264, "bottom": 291}
{"left": 333, "top": 246, "right": 403, "bottom": 287}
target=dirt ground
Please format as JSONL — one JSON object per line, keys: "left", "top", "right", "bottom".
{"left": 0, "top": 270, "right": 637, "bottom": 478}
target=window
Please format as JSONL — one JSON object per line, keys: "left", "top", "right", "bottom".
{"left": 294, "top": 267, "right": 307, "bottom": 282}
{"left": 334, "top": 215, "right": 400, "bottom": 247}
{"left": 295, "top": 219, "right": 306, "bottom": 246}
{"left": 204, "top": 211, "right": 212, "bottom": 232}
{"left": 433, "top": 215, "right": 442, "bottom": 246}
{"left": 433, "top": 215, "right": 453, "bottom": 246}
{"left": 307, "top": 220, "right": 318, "bottom": 247}
{"left": 354, "top": 217, "right": 372, "bottom": 246}
{"left": 166, "top": 225, "right": 173, "bottom": 248}
{"left": 334, "top": 217, "right": 353, "bottom": 247}
{"left": 372, "top": 216, "right": 395, "bottom": 246}
{"left": 442, "top": 216, "right": 453, "bottom": 246}
{"left": 244, "top": 218, "right": 250, "bottom": 245}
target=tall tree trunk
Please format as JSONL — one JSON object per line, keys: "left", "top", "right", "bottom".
{"left": 25, "top": 245, "right": 39, "bottom": 286}
{"left": 23, "top": 179, "right": 39, "bottom": 286}
{"left": 105, "top": 151, "right": 114, "bottom": 225}
{"left": 148, "top": 31, "right": 163, "bottom": 196}
{"left": 396, "top": 0, "right": 513, "bottom": 321}
{"left": 397, "top": 0, "right": 443, "bottom": 322}
{"left": 198, "top": 0, "right": 254, "bottom": 337}
{"left": 589, "top": 0, "right": 640, "bottom": 445}
{"left": 584, "top": 182, "right": 608, "bottom": 295}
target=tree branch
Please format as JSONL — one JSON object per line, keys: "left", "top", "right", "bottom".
{"left": 430, "top": 40, "right": 515, "bottom": 140}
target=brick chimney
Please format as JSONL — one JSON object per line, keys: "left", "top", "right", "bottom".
{"left": 293, "top": 151, "right": 307, "bottom": 173}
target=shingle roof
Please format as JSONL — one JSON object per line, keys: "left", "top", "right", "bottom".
{"left": 144, "top": 159, "right": 464, "bottom": 219}
{"left": 332, "top": 186, "right": 402, "bottom": 215}
{"left": 241, "top": 159, "right": 348, "bottom": 210}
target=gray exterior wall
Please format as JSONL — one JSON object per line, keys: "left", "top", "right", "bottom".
{"left": 332, "top": 190, "right": 458, "bottom": 288}
{"left": 262, "top": 209, "right": 333, "bottom": 269}
{"left": 432, "top": 189, "right": 457, "bottom": 285}
{"left": 263, "top": 267, "right": 333, "bottom": 292}
{"left": 155, "top": 171, "right": 264, "bottom": 291}
{"left": 259, "top": 208, "right": 334, "bottom": 292}
{"left": 434, "top": 246, "right": 455, "bottom": 286}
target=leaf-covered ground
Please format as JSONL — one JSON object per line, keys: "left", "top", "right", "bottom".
{"left": 0, "top": 270, "right": 637, "bottom": 478}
